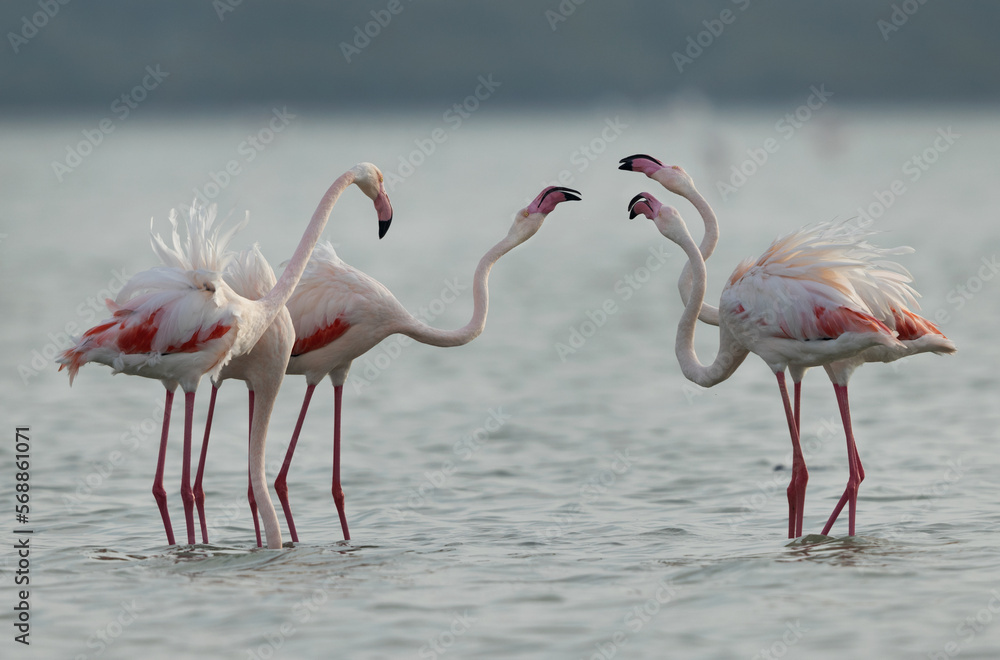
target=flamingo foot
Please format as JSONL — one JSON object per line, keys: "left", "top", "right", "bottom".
{"left": 786, "top": 464, "right": 808, "bottom": 538}
{"left": 333, "top": 487, "right": 350, "bottom": 541}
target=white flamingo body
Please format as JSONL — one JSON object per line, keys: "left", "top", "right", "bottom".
{"left": 621, "top": 154, "right": 954, "bottom": 538}
{"left": 285, "top": 242, "right": 401, "bottom": 386}
{"left": 60, "top": 270, "right": 241, "bottom": 390}
{"left": 624, "top": 184, "right": 954, "bottom": 539}
{"left": 718, "top": 224, "right": 910, "bottom": 376}
{"left": 59, "top": 163, "right": 394, "bottom": 549}
{"left": 274, "top": 187, "right": 582, "bottom": 543}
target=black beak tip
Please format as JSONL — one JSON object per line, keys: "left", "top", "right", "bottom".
{"left": 564, "top": 192, "right": 582, "bottom": 202}
{"left": 378, "top": 218, "right": 392, "bottom": 239}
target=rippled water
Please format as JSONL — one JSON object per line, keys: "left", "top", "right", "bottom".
{"left": 2, "top": 106, "right": 999, "bottom": 659}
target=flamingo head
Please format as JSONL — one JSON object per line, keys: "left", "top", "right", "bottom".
{"left": 619, "top": 155, "right": 696, "bottom": 197}
{"left": 526, "top": 186, "right": 582, "bottom": 215}
{"left": 628, "top": 192, "right": 687, "bottom": 243}
{"left": 510, "top": 186, "right": 582, "bottom": 241}
{"left": 351, "top": 162, "right": 394, "bottom": 239}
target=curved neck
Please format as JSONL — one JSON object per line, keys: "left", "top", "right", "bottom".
{"left": 673, "top": 221, "right": 747, "bottom": 387}
{"left": 248, "top": 380, "right": 283, "bottom": 549}
{"left": 259, "top": 170, "right": 356, "bottom": 317}
{"left": 400, "top": 231, "right": 524, "bottom": 347}
{"left": 678, "top": 186, "right": 720, "bottom": 325}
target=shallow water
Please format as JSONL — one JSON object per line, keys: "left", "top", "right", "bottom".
{"left": 2, "top": 105, "right": 1000, "bottom": 659}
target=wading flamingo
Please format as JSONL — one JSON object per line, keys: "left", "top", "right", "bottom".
{"left": 58, "top": 163, "right": 393, "bottom": 549}
{"left": 621, "top": 154, "right": 957, "bottom": 536}
{"left": 276, "top": 186, "right": 581, "bottom": 542}
{"left": 144, "top": 201, "right": 296, "bottom": 545}
{"left": 626, "top": 191, "right": 954, "bottom": 538}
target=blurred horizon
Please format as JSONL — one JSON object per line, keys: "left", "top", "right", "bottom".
{"left": 2, "top": 1, "right": 999, "bottom": 114}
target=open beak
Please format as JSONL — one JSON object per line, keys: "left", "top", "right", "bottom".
{"left": 618, "top": 154, "right": 664, "bottom": 172}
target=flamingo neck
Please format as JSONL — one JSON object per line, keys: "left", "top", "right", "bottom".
{"left": 401, "top": 231, "right": 524, "bottom": 347}
{"left": 248, "top": 378, "right": 283, "bottom": 549}
{"left": 259, "top": 170, "right": 357, "bottom": 317}
{"left": 673, "top": 222, "right": 747, "bottom": 388}
{"left": 677, "top": 186, "right": 721, "bottom": 326}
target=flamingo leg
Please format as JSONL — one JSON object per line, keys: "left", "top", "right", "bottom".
{"left": 152, "top": 388, "right": 177, "bottom": 545}
{"left": 776, "top": 372, "right": 808, "bottom": 539}
{"left": 793, "top": 379, "right": 802, "bottom": 437}
{"left": 332, "top": 384, "right": 350, "bottom": 541}
{"left": 245, "top": 390, "right": 262, "bottom": 547}
{"left": 193, "top": 385, "right": 218, "bottom": 544}
{"left": 180, "top": 391, "right": 197, "bottom": 545}
{"left": 275, "top": 383, "right": 316, "bottom": 544}
{"left": 821, "top": 383, "right": 864, "bottom": 536}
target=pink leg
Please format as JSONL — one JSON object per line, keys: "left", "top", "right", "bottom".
{"left": 776, "top": 372, "right": 808, "bottom": 539}
{"left": 180, "top": 391, "right": 197, "bottom": 544}
{"left": 152, "top": 389, "right": 176, "bottom": 545}
{"left": 193, "top": 385, "right": 218, "bottom": 544}
{"left": 332, "top": 384, "right": 350, "bottom": 541}
{"left": 275, "top": 383, "right": 316, "bottom": 544}
{"left": 821, "top": 383, "right": 864, "bottom": 536}
{"left": 793, "top": 379, "right": 802, "bottom": 437}
{"left": 246, "top": 391, "right": 262, "bottom": 547}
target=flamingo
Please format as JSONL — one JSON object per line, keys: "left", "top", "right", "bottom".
{"left": 626, "top": 190, "right": 955, "bottom": 537}
{"left": 621, "top": 154, "right": 958, "bottom": 537}
{"left": 275, "top": 186, "right": 582, "bottom": 542}
{"left": 57, "top": 163, "right": 393, "bottom": 549}
{"left": 143, "top": 201, "right": 296, "bottom": 545}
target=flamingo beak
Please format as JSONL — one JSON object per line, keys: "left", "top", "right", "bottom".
{"left": 618, "top": 154, "right": 665, "bottom": 174}
{"left": 527, "top": 186, "right": 583, "bottom": 214}
{"left": 627, "top": 192, "right": 660, "bottom": 220}
{"left": 375, "top": 191, "right": 393, "bottom": 239}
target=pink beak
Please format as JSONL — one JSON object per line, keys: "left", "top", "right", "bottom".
{"left": 374, "top": 186, "right": 393, "bottom": 239}
{"left": 527, "top": 186, "right": 582, "bottom": 215}
{"left": 619, "top": 154, "right": 665, "bottom": 177}
{"left": 627, "top": 192, "right": 663, "bottom": 220}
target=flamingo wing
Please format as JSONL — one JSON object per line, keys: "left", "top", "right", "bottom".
{"left": 285, "top": 241, "right": 397, "bottom": 357}
{"left": 58, "top": 268, "right": 240, "bottom": 385}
